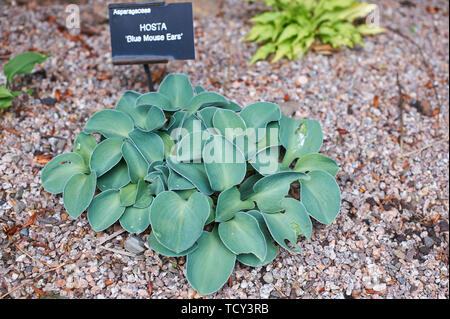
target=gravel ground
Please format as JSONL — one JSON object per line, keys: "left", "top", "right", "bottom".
{"left": 0, "top": 0, "right": 448, "bottom": 299}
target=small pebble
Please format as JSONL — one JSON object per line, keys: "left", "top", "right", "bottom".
{"left": 424, "top": 237, "right": 435, "bottom": 248}
{"left": 263, "top": 272, "right": 274, "bottom": 284}
{"left": 124, "top": 235, "right": 146, "bottom": 255}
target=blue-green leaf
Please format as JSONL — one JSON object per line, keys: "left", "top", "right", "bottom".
{"left": 300, "top": 170, "right": 341, "bottom": 225}
{"left": 145, "top": 105, "right": 167, "bottom": 131}
{"left": 150, "top": 191, "right": 210, "bottom": 253}
{"left": 262, "top": 198, "right": 312, "bottom": 253}
{"left": 122, "top": 141, "right": 149, "bottom": 183}
{"left": 166, "top": 156, "right": 213, "bottom": 195}
{"left": 97, "top": 160, "right": 130, "bottom": 191}
{"left": 246, "top": 171, "right": 309, "bottom": 212}
{"left": 237, "top": 210, "right": 279, "bottom": 267}
{"left": 73, "top": 132, "right": 97, "bottom": 166}
{"left": 186, "top": 228, "right": 236, "bottom": 295}
{"left": 158, "top": 74, "right": 194, "bottom": 109}
{"left": 120, "top": 206, "right": 151, "bottom": 234}
{"left": 215, "top": 186, "right": 255, "bottom": 222}
{"left": 218, "top": 212, "right": 267, "bottom": 261}
{"left": 90, "top": 137, "right": 123, "bottom": 177}
{"left": 41, "top": 152, "right": 88, "bottom": 194}
{"left": 87, "top": 190, "right": 126, "bottom": 231}
{"left": 129, "top": 129, "right": 164, "bottom": 163}
{"left": 63, "top": 171, "right": 97, "bottom": 218}
{"left": 148, "top": 231, "right": 198, "bottom": 257}
{"left": 203, "top": 135, "right": 247, "bottom": 192}
{"left": 136, "top": 92, "right": 176, "bottom": 111}
{"left": 83, "top": 110, "right": 134, "bottom": 138}
{"left": 293, "top": 153, "right": 339, "bottom": 176}
{"left": 280, "top": 115, "right": 323, "bottom": 166}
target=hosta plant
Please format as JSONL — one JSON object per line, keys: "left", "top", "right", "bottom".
{"left": 1, "top": 51, "right": 50, "bottom": 108}
{"left": 41, "top": 73, "right": 341, "bottom": 295}
{"left": 244, "top": 0, "right": 385, "bottom": 64}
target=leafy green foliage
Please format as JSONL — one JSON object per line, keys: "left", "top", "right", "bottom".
{"left": 244, "top": 0, "right": 385, "bottom": 64}
{"left": 40, "top": 73, "right": 341, "bottom": 295}
{"left": 1, "top": 52, "right": 50, "bottom": 108}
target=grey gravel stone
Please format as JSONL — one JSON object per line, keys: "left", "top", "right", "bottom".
{"left": 424, "top": 237, "right": 435, "bottom": 248}
{"left": 13, "top": 201, "right": 26, "bottom": 214}
{"left": 124, "top": 235, "right": 146, "bottom": 255}
{"left": 263, "top": 272, "right": 274, "bottom": 284}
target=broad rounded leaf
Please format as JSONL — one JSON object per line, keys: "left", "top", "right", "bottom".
{"left": 73, "top": 132, "right": 97, "bottom": 166}
{"left": 249, "top": 146, "right": 287, "bottom": 176}
{"left": 149, "top": 191, "right": 210, "bottom": 253}
{"left": 238, "top": 174, "right": 263, "bottom": 201}
{"left": 176, "top": 130, "right": 211, "bottom": 162}
{"left": 167, "top": 156, "right": 213, "bottom": 195}
{"left": 63, "top": 171, "right": 97, "bottom": 218}
{"left": 145, "top": 105, "right": 167, "bottom": 131}
{"left": 87, "top": 190, "right": 126, "bottom": 231}
{"left": 203, "top": 135, "right": 246, "bottom": 192}
{"left": 129, "top": 129, "right": 164, "bottom": 163}
{"left": 119, "top": 183, "right": 138, "bottom": 207}
{"left": 97, "top": 160, "right": 130, "bottom": 191}
{"left": 218, "top": 212, "right": 267, "bottom": 261}
{"left": 215, "top": 186, "right": 255, "bottom": 222}
{"left": 300, "top": 170, "right": 341, "bottom": 225}
{"left": 136, "top": 92, "right": 176, "bottom": 111}
{"left": 186, "top": 228, "right": 236, "bottom": 295}
{"left": 247, "top": 171, "right": 309, "bottom": 212}
{"left": 134, "top": 179, "right": 153, "bottom": 208}
{"left": 41, "top": 152, "right": 88, "bottom": 194}
{"left": 158, "top": 74, "right": 194, "bottom": 108}
{"left": 237, "top": 210, "right": 278, "bottom": 267}
{"left": 212, "top": 108, "right": 247, "bottom": 140}
{"left": 197, "top": 106, "right": 218, "bottom": 128}
{"left": 90, "top": 137, "right": 123, "bottom": 177}
{"left": 157, "top": 132, "right": 175, "bottom": 158}
{"left": 84, "top": 110, "right": 134, "bottom": 138}
{"left": 122, "top": 141, "right": 149, "bottom": 183}
{"left": 186, "top": 92, "right": 229, "bottom": 115}
{"left": 240, "top": 102, "right": 281, "bottom": 131}
{"left": 294, "top": 153, "right": 339, "bottom": 176}
{"left": 262, "top": 198, "right": 312, "bottom": 253}
{"left": 120, "top": 206, "right": 151, "bottom": 234}
{"left": 148, "top": 231, "right": 198, "bottom": 257}
{"left": 168, "top": 167, "right": 195, "bottom": 191}
{"left": 280, "top": 115, "right": 323, "bottom": 165}
{"left": 115, "top": 91, "right": 145, "bottom": 126}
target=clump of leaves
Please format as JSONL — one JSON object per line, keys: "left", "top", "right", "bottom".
{"left": 41, "top": 73, "right": 341, "bottom": 295}
{"left": 0, "top": 52, "right": 50, "bottom": 108}
{"left": 244, "top": 0, "right": 385, "bottom": 64}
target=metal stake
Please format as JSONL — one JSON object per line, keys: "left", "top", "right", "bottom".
{"left": 143, "top": 64, "right": 154, "bottom": 92}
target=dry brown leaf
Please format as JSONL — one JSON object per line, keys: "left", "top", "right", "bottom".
{"left": 34, "top": 153, "right": 53, "bottom": 165}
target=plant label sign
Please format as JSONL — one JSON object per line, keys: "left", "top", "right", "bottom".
{"left": 108, "top": 1, "right": 195, "bottom": 65}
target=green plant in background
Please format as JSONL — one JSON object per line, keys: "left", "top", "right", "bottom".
{"left": 244, "top": 0, "right": 386, "bottom": 64}
{"left": 0, "top": 51, "right": 50, "bottom": 108}
{"left": 41, "top": 73, "right": 341, "bottom": 295}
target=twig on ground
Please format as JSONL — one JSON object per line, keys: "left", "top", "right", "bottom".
{"left": 387, "top": 26, "right": 441, "bottom": 111}
{"left": 97, "top": 228, "right": 126, "bottom": 246}
{"left": 402, "top": 136, "right": 449, "bottom": 158}
{"left": 396, "top": 72, "right": 405, "bottom": 155}
{"left": 223, "top": 35, "right": 232, "bottom": 95}
{"left": 0, "top": 252, "right": 83, "bottom": 299}
{"left": 97, "top": 245, "right": 137, "bottom": 257}
{"left": 7, "top": 234, "right": 53, "bottom": 267}
{"left": 274, "top": 285, "right": 287, "bottom": 297}
{"left": 0, "top": 124, "right": 22, "bottom": 137}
